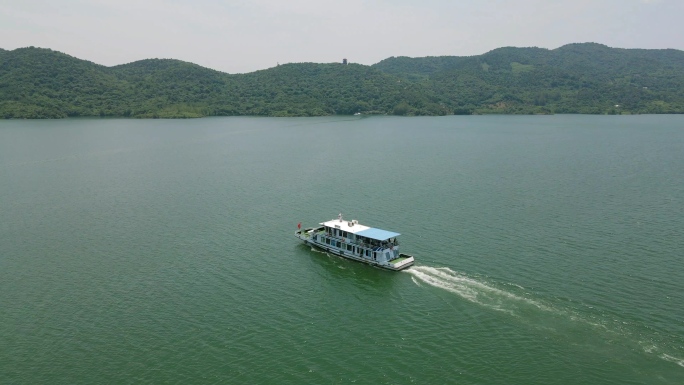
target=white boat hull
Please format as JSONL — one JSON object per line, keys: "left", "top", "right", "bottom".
{"left": 295, "top": 228, "right": 414, "bottom": 271}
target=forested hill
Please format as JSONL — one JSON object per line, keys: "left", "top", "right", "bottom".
{"left": 375, "top": 44, "right": 684, "bottom": 78}
{"left": 1, "top": 43, "right": 683, "bottom": 118}
{"left": 373, "top": 43, "right": 684, "bottom": 114}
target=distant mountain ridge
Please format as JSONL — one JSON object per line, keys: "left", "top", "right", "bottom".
{"left": 1, "top": 43, "right": 683, "bottom": 118}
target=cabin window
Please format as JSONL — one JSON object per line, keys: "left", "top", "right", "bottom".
{"left": 325, "top": 238, "right": 330, "bottom": 245}
{"left": 336, "top": 241, "right": 341, "bottom": 248}
{"left": 313, "top": 235, "right": 317, "bottom": 241}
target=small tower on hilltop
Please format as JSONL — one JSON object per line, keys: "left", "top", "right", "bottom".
{"left": 342, "top": 58, "right": 348, "bottom": 65}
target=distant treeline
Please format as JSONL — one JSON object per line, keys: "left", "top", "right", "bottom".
{"left": 1, "top": 43, "right": 683, "bottom": 118}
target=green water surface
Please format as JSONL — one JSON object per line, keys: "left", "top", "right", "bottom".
{"left": 1, "top": 115, "right": 683, "bottom": 384}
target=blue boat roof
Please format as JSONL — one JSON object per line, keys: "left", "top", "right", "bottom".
{"left": 355, "top": 228, "right": 400, "bottom": 241}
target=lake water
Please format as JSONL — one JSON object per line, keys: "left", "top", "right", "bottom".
{"left": 1, "top": 115, "right": 683, "bottom": 384}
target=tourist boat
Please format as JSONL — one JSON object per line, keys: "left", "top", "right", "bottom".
{"left": 295, "top": 214, "right": 415, "bottom": 271}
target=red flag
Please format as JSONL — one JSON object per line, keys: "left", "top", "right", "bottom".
{"left": 297, "top": 222, "right": 301, "bottom": 229}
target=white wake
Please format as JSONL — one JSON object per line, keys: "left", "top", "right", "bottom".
{"left": 406, "top": 265, "right": 684, "bottom": 370}
{"left": 661, "top": 354, "right": 684, "bottom": 368}
{"left": 405, "top": 265, "right": 551, "bottom": 315}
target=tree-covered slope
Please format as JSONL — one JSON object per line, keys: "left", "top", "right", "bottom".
{"left": 0, "top": 47, "right": 126, "bottom": 118}
{"left": 1, "top": 43, "right": 683, "bottom": 118}
{"left": 0, "top": 48, "right": 442, "bottom": 118}
{"left": 374, "top": 43, "right": 684, "bottom": 114}
{"left": 108, "top": 59, "right": 233, "bottom": 117}
{"left": 226, "top": 63, "right": 444, "bottom": 116}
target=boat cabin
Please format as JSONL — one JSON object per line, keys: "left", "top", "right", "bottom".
{"left": 311, "top": 215, "right": 401, "bottom": 263}
{"left": 295, "top": 214, "right": 415, "bottom": 270}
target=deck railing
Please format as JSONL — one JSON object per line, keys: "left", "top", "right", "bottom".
{"left": 319, "top": 233, "right": 397, "bottom": 250}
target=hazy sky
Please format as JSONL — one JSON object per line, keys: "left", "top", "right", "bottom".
{"left": 1, "top": 0, "right": 682, "bottom": 73}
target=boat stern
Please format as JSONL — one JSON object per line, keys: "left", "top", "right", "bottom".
{"left": 388, "top": 253, "right": 415, "bottom": 271}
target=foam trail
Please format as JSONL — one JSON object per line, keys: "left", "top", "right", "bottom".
{"left": 405, "top": 265, "right": 551, "bottom": 315}
{"left": 407, "top": 266, "right": 684, "bottom": 369}
{"left": 661, "top": 354, "right": 684, "bottom": 368}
